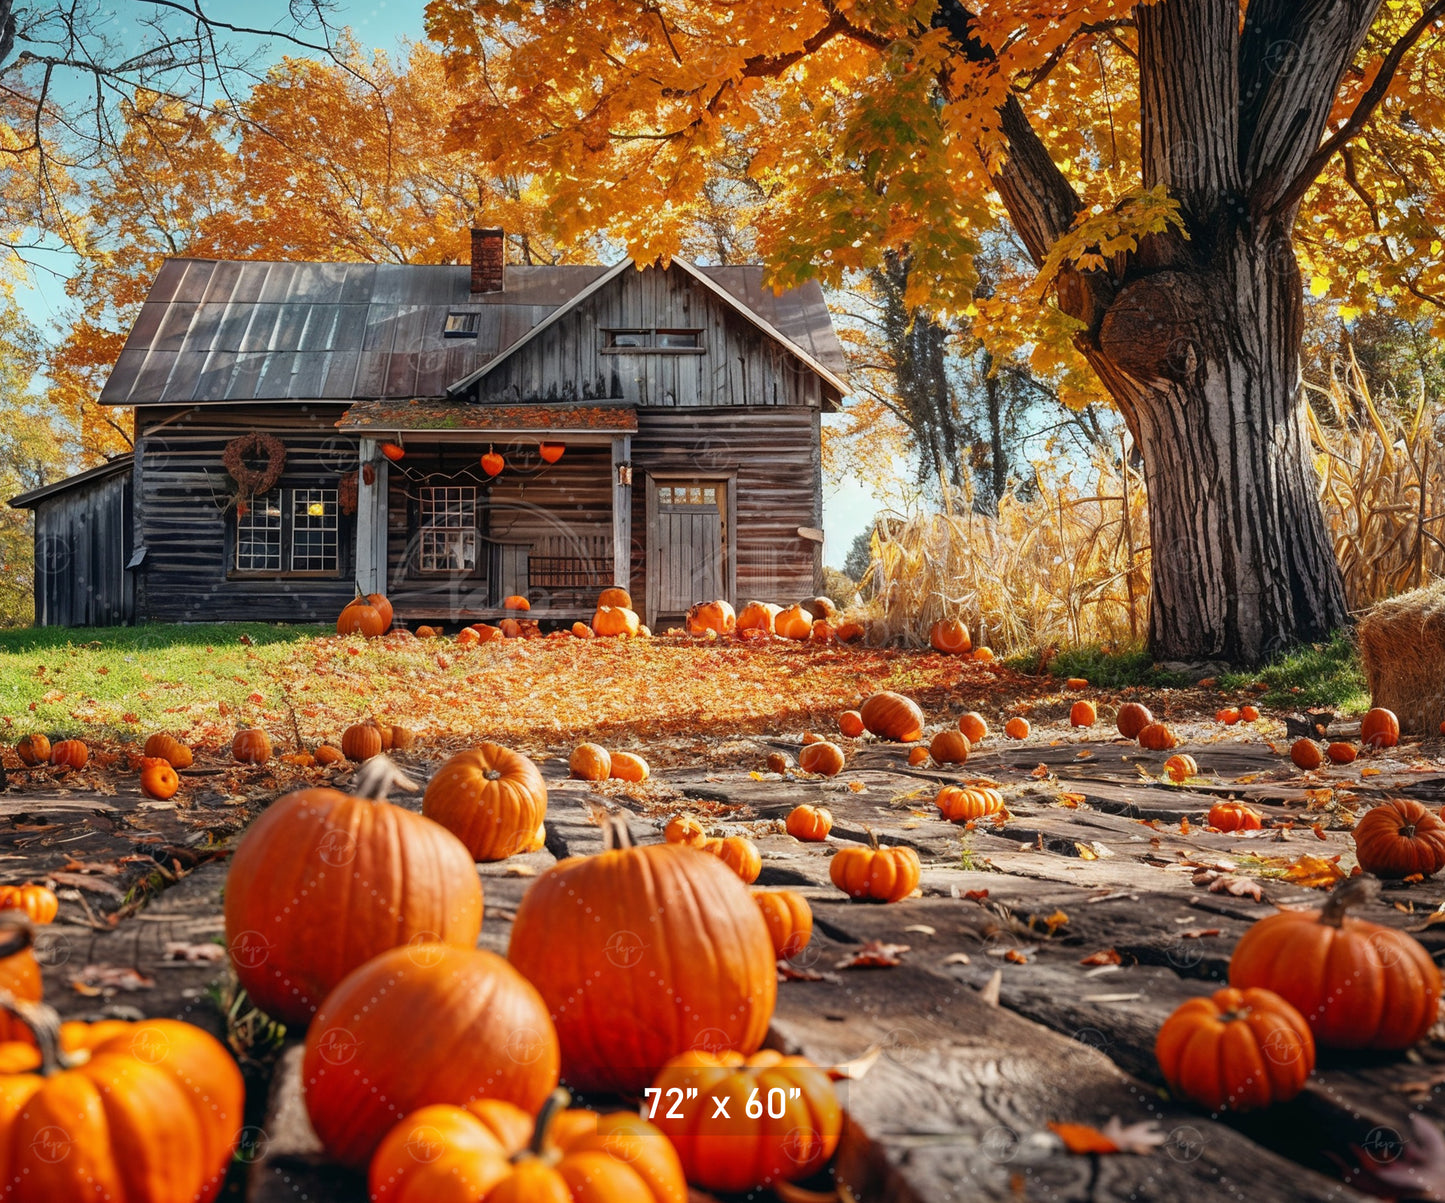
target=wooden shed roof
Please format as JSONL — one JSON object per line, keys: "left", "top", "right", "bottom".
{"left": 337, "top": 401, "right": 638, "bottom": 433}
{"left": 9, "top": 454, "right": 133, "bottom": 509}
{"left": 98, "top": 258, "right": 848, "bottom": 407}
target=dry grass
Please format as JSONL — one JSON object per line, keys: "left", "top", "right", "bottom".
{"left": 858, "top": 352, "right": 1445, "bottom": 654}
{"left": 1357, "top": 580, "right": 1445, "bottom": 735}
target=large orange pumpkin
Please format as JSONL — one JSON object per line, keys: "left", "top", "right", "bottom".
{"left": 13, "top": 735, "right": 49, "bottom": 766}
{"left": 1207, "top": 801, "right": 1261, "bottom": 831}
{"left": 929, "top": 618, "right": 972, "bottom": 655}
{"left": 423, "top": 743, "right": 549, "bottom": 862}
{"left": 1360, "top": 707, "right": 1400, "bottom": 748}
{"left": 829, "top": 835, "right": 920, "bottom": 903}
{"left": 648, "top": 1050, "right": 842, "bottom": 1192}
{"left": 610, "top": 750, "right": 651, "bottom": 782}
{"left": 1138, "top": 722, "right": 1178, "bottom": 751}
{"left": 1004, "top": 717, "right": 1031, "bottom": 740}
{"left": 593, "top": 605, "right": 641, "bottom": 637}
{"left": 1070, "top": 700, "right": 1098, "bottom": 728}
{"left": 1155, "top": 987, "right": 1314, "bottom": 1112}
{"left": 736, "top": 601, "right": 780, "bottom": 633}
{"left": 1228, "top": 875, "right": 1441, "bottom": 1049}
{"left": 142, "top": 733, "right": 193, "bottom": 769}
{"left": 303, "top": 945, "right": 559, "bottom": 1168}
{"left": 774, "top": 604, "right": 813, "bottom": 640}
{"left": 340, "top": 722, "right": 383, "bottom": 762}
{"left": 223, "top": 764, "right": 484, "bottom": 1024}
{"left": 686, "top": 599, "right": 736, "bottom": 635}
{"left": 798, "top": 740, "right": 845, "bottom": 776}
{"left": 365, "top": 592, "right": 394, "bottom": 631}
{"left": 958, "top": 712, "right": 989, "bottom": 743}
{"left": 230, "top": 728, "right": 271, "bottom": 764}
{"left": 785, "top": 805, "right": 833, "bottom": 841}
{"left": 507, "top": 817, "right": 776, "bottom": 1094}
{"left": 568, "top": 743, "right": 611, "bottom": 780}
{"left": 752, "top": 889, "right": 813, "bottom": 960}
{"left": 0, "top": 995, "right": 243, "bottom": 1202}
{"left": 337, "top": 597, "right": 385, "bottom": 637}
{"left": 1352, "top": 799, "right": 1445, "bottom": 879}
{"left": 370, "top": 1092, "right": 687, "bottom": 1203}
{"left": 1290, "top": 739, "right": 1324, "bottom": 770}
{"left": 859, "top": 691, "right": 925, "bottom": 742}
{"left": 1115, "top": 702, "right": 1154, "bottom": 740}
{"left": 929, "top": 729, "right": 971, "bottom": 764}
{"left": 48, "top": 739, "right": 88, "bottom": 769}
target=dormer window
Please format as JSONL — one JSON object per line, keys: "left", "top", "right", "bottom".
{"left": 444, "top": 311, "right": 481, "bottom": 338}
{"left": 603, "top": 328, "right": 702, "bottom": 352}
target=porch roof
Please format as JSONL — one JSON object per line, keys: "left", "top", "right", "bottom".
{"left": 336, "top": 400, "right": 637, "bottom": 435}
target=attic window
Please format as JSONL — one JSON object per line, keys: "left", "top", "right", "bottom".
{"left": 603, "top": 328, "right": 702, "bottom": 352}
{"left": 444, "top": 311, "right": 481, "bottom": 338}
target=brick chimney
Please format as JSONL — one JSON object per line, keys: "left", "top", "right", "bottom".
{"left": 470, "top": 227, "right": 505, "bottom": 294}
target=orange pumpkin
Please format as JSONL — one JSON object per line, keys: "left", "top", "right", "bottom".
{"left": 1066, "top": 677, "right": 1089, "bottom": 690}
{"left": 1240, "top": 704, "right": 1261, "bottom": 721}
{"left": 665, "top": 814, "right": 707, "bottom": 846}
{"left": 337, "top": 597, "right": 385, "bottom": 637}
{"left": 1361, "top": 707, "right": 1400, "bottom": 748}
{"left": 1137, "top": 722, "right": 1177, "bottom": 751}
{"left": 1228, "top": 876, "right": 1441, "bottom": 1049}
{"left": 752, "top": 889, "right": 813, "bottom": 960}
{"left": 1216, "top": 707, "right": 1242, "bottom": 725}
{"left": 0, "top": 920, "right": 42, "bottom": 1046}
{"left": 1069, "top": 700, "right": 1098, "bottom": 727}
{"left": 13, "top": 735, "right": 49, "bottom": 766}
{"left": 380, "top": 441, "right": 406, "bottom": 461}
{"left": 766, "top": 751, "right": 792, "bottom": 774}
{"left": 569, "top": 742, "right": 611, "bottom": 780}
{"left": 0, "top": 886, "right": 57, "bottom": 926}
{"left": 508, "top": 817, "right": 776, "bottom": 1094}
{"left": 907, "top": 746, "right": 930, "bottom": 765}
{"left": 610, "top": 750, "right": 651, "bottom": 782}
{"left": 424, "top": 743, "right": 550, "bottom": 862}
{"left": 839, "top": 709, "right": 865, "bottom": 738}
{"left": 48, "top": 739, "right": 88, "bottom": 769}
{"left": 1155, "top": 987, "right": 1314, "bottom": 1112}
{"left": 142, "top": 732, "right": 193, "bottom": 769}
{"left": 597, "top": 586, "right": 633, "bottom": 610}
{"left": 801, "top": 730, "right": 825, "bottom": 745}
{"left": 799, "top": 740, "right": 845, "bottom": 776}
{"left": 829, "top": 835, "right": 920, "bottom": 903}
{"left": 314, "top": 744, "right": 345, "bottom": 765}
{"left": 1290, "top": 739, "right": 1324, "bottom": 771}
{"left": 0, "top": 994, "right": 243, "bottom": 1201}
{"left": 571, "top": 620, "right": 594, "bottom": 638}
{"left": 786, "top": 805, "right": 833, "bottom": 842}
{"left": 499, "top": 617, "right": 524, "bottom": 638}
{"left": 935, "top": 785, "right": 1004, "bottom": 822}
{"left": 224, "top": 768, "right": 484, "bottom": 1025}
{"left": 774, "top": 604, "right": 813, "bottom": 640}
{"left": 364, "top": 593, "right": 393, "bottom": 630}
{"left": 340, "top": 722, "right": 383, "bottom": 762}
{"left": 1004, "top": 717, "right": 1031, "bottom": 740}
{"left": 736, "top": 601, "right": 780, "bottom": 633}
{"left": 705, "top": 835, "right": 762, "bottom": 883}
{"left": 139, "top": 757, "right": 179, "bottom": 800}
{"left": 929, "top": 618, "right": 972, "bottom": 655}
{"left": 389, "top": 724, "right": 416, "bottom": 751}
{"left": 231, "top": 728, "right": 271, "bottom": 764}
{"left": 1116, "top": 702, "right": 1154, "bottom": 740}
{"left": 859, "top": 691, "right": 925, "bottom": 742}
{"left": 973, "top": 646, "right": 995, "bottom": 661}
{"left": 1163, "top": 753, "right": 1199, "bottom": 783}
{"left": 303, "top": 945, "right": 559, "bottom": 1168}
{"left": 1326, "top": 742, "right": 1357, "bottom": 764}
{"left": 686, "top": 599, "right": 736, "bottom": 636}
{"left": 929, "top": 729, "right": 971, "bottom": 764}
{"left": 958, "top": 712, "right": 989, "bottom": 743}
{"left": 649, "top": 1050, "right": 842, "bottom": 1191}
{"left": 370, "top": 1092, "right": 686, "bottom": 1203}
{"left": 593, "top": 605, "right": 641, "bottom": 638}
{"left": 414, "top": 624, "right": 439, "bottom": 638}
{"left": 835, "top": 620, "right": 867, "bottom": 643}
{"left": 481, "top": 448, "right": 505, "bottom": 476}
{"left": 503, "top": 594, "right": 531, "bottom": 611}
{"left": 1207, "top": 801, "right": 1261, "bottom": 831}
{"left": 1352, "top": 799, "right": 1445, "bottom": 879}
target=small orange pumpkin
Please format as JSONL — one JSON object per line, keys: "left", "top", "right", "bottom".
{"left": 597, "top": 586, "right": 633, "bottom": 610}
{"left": 231, "top": 728, "right": 271, "bottom": 764}
{"left": 503, "top": 594, "right": 531, "bottom": 611}
{"left": 571, "top": 621, "right": 594, "bottom": 638}
{"left": 314, "top": 744, "right": 345, "bottom": 765}
{"left": 499, "top": 617, "right": 524, "bottom": 638}
{"left": 593, "top": 605, "right": 641, "bottom": 638}
{"left": 687, "top": 599, "right": 736, "bottom": 636}
{"left": 568, "top": 743, "right": 611, "bottom": 780}
{"left": 142, "top": 732, "right": 193, "bottom": 769}
{"left": 799, "top": 740, "right": 845, "bottom": 776}
{"left": 665, "top": 814, "right": 707, "bottom": 846}
{"left": 765, "top": 751, "right": 792, "bottom": 774}
{"left": 907, "top": 746, "right": 930, "bottom": 765}
{"left": 859, "top": 691, "right": 925, "bottom": 742}
{"left": 737, "top": 601, "right": 780, "bottom": 633}
{"left": 752, "top": 889, "right": 813, "bottom": 960}
{"left": 973, "top": 646, "right": 994, "bottom": 661}
{"left": 610, "top": 751, "right": 650, "bottom": 782}
{"left": 1004, "top": 717, "right": 1031, "bottom": 740}
{"left": 774, "top": 604, "right": 813, "bottom": 640}
{"left": 139, "top": 757, "right": 180, "bottom": 800}
{"left": 1240, "top": 705, "right": 1260, "bottom": 721}
{"left": 929, "top": 729, "right": 970, "bottom": 764}
{"left": 1216, "top": 707, "right": 1242, "bottom": 725}
{"left": 1290, "top": 739, "right": 1324, "bottom": 771}
{"left": 1070, "top": 700, "right": 1097, "bottom": 728}
{"left": 829, "top": 834, "right": 920, "bottom": 903}
{"left": 929, "top": 618, "right": 972, "bottom": 655}
{"left": 1361, "top": 707, "right": 1400, "bottom": 748}
{"left": 1326, "top": 742, "right": 1357, "bottom": 764}
{"left": 0, "top": 884, "right": 59, "bottom": 925}
{"left": 786, "top": 805, "right": 833, "bottom": 842}
{"left": 935, "top": 785, "right": 1004, "bottom": 822}
{"left": 1066, "top": 677, "right": 1089, "bottom": 690}
{"left": 1208, "top": 801, "right": 1262, "bottom": 832}
{"left": 1138, "top": 722, "right": 1178, "bottom": 751}
{"left": 49, "top": 739, "right": 89, "bottom": 769}
{"left": 839, "top": 709, "right": 865, "bottom": 738}
{"left": 14, "top": 735, "right": 49, "bottom": 766}
{"left": 958, "top": 712, "right": 988, "bottom": 744}
{"left": 1116, "top": 702, "right": 1154, "bottom": 740}
{"left": 1163, "top": 753, "right": 1199, "bottom": 783}
{"left": 423, "top": 743, "right": 550, "bottom": 862}
{"left": 705, "top": 836, "right": 762, "bottom": 884}
{"left": 340, "top": 723, "right": 383, "bottom": 762}
{"left": 1352, "top": 799, "right": 1445, "bottom": 879}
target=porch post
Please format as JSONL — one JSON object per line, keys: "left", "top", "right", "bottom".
{"left": 612, "top": 434, "right": 632, "bottom": 591}
{"left": 355, "top": 439, "right": 388, "bottom": 595}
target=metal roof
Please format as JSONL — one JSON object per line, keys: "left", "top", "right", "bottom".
{"left": 99, "top": 258, "right": 849, "bottom": 407}
{"left": 338, "top": 401, "right": 637, "bottom": 434}
{"left": 9, "top": 454, "right": 133, "bottom": 509}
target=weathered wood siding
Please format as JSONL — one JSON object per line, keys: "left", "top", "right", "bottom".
{"left": 133, "top": 404, "right": 358, "bottom": 622}
{"left": 30, "top": 471, "right": 134, "bottom": 627}
{"left": 476, "top": 267, "right": 827, "bottom": 409}
{"left": 631, "top": 407, "right": 821, "bottom": 623}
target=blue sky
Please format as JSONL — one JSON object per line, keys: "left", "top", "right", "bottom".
{"left": 18, "top": 0, "right": 885, "bottom": 570}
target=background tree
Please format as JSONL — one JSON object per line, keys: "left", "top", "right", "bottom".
{"left": 427, "top": 0, "right": 1445, "bottom": 663}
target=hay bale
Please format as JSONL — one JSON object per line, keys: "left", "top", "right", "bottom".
{"left": 1358, "top": 581, "right": 1445, "bottom": 734}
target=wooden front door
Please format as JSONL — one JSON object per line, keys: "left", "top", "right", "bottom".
{"left": 653, "top": 480, "right": 727, "bottom": 616}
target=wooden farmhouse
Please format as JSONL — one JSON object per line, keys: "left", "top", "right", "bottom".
{"left": 12, "top": 230, "right": 848, "bottom": 629}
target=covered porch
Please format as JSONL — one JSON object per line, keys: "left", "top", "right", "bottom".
{"left": 338, "top": 401, "right": 636, "bottom": 624}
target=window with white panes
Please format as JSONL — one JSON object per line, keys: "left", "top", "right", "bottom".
{"left": 234, "top": 487, "right": 339, "bottom": 575}
{"left": 657, "top": 484, "right": 718, "bottom": 506}
{"left": 235, "top": 495, "right": 283, "bottom": 572}
{"left": 419, "top": 486, "right": 478, "bottom": 572}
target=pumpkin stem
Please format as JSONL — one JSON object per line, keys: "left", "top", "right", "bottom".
{"left": 602, "top": 814, "right": 635, "bottom": 851}
{"left": 0, "top": 983, "right": 73, "bottom": 1077}
{"left": 863, "top": 825, "right": 880, "bottom": 851}
{"left": 351, "top": 755, "right": 419, "bottom": 802}
{"left": 514, "top": 1087, "right": 572, "bottom": 1165}
{"left": 1401, "top": 823, "right": 1418, "bottom": 838}
{"left": 1319, "top": 873, "right": 1380, "bottom": 927}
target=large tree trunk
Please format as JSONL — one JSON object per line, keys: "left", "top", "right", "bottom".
{"left": 1090, "top": 229, "right": 1350, "bottom": 662}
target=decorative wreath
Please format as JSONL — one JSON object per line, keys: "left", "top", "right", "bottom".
{"left": 223, "top": 433, "right": 287, "bottom": 496}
